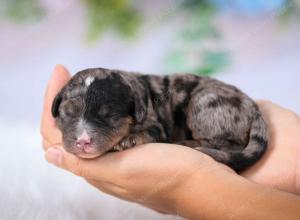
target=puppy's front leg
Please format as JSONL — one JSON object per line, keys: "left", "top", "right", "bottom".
{"left": 113, "top": 124, "right": 166, "bottom": 151}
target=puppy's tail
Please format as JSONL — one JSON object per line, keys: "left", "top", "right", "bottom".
{"left": 226, "top": 112, "right": 268, "bottom": 172}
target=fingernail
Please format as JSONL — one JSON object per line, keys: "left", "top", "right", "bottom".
{"left": 46, "top": 148, "right": 63, "bottom": 166}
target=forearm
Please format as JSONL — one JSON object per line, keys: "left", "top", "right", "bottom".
{"left": 171, "top": 166, "right": 300, "bottom": 220}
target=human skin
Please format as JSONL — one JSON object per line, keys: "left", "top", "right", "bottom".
{"left": 41, "top": 65, "right": 300, "bottom": 219}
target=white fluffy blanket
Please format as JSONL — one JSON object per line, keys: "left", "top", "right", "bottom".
{"left": 0, "top": 120, "right": 181, "bottom": 220}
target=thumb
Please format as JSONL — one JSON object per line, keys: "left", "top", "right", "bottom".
{"left": 45, "top": 147, "right": 123, "bottom": 182}
{"left": 45, "top": 147, "right": 89, "bottom": 177}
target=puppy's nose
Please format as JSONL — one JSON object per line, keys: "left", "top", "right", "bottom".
{"left": 76, "top": 138, "right": 91, "bottom": 148}
{"left": 76, "top": 131, "right": 92, "bottom": 151}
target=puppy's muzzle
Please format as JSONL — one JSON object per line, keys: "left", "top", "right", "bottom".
{"left": 76, "top": 130, "right": 94, "bottom": 153}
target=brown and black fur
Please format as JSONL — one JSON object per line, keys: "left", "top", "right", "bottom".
{"left": 52, "top": 68, "right": 268, "bottom": 172}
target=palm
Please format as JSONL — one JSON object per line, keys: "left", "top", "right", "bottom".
{"left": 41, "top": 66, "right": 300, "bottom": 195}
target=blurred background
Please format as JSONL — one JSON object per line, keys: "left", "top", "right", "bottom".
{"left": 0, "top": 0, "right": 299, "bottom": 219}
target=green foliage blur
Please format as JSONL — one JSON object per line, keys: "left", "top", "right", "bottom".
{"left": 164, "top": 0, "right": 228, "bottom": 75}
{"left": 84, "top": 0, "right": 141, "bottom": 41}
{"left": 1, "top": 0, "right": 299, "bottom": 75}
{"left": 0, "top": 0, "right": 44, "bottom": 22}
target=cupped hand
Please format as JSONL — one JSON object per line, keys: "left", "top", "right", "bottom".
{"left": 41, "top": 64, "right": 70, "bottom": 150}
{"left": 241, "top": 100, "right": 300, "bottom": 194}
{"left": 41, "top": 65, "right": 300, "bottom": 214}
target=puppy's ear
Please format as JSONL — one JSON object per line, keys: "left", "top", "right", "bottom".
{"left": 133, "top": 96, "right": 146, "bottom": 123}
{"left": 51, "top": 91, "right": 63, "bottom": 118}
{"left": 119, "top": 74, "right": 148, "bottom": 123}
{"left": 132, "top": 85, "right": 148, "bottom": 123}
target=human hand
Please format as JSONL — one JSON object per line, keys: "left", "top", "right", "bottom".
{"left": 241, "top": 100, "right": 300, "bottom": 194}
{"left": 41, "top": 65, "right": 71, "bottom": 151}
{"left": 40, "top": 65, "right": 234, "bottom": 213}
{"left": 41, "top": 65, "right": 300, "bottom": 214}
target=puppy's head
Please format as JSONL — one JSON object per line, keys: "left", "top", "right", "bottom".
{"left": 51, "top": 69, "right": 147, "bottom": 158}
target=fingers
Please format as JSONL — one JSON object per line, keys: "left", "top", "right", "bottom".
{"left": 45, "top": 147, "right": 125, "bottom": 182}
{"left": 42, "top": 139, "right": 62, "bottom": 151}
{"left": 40, "top": 65, "right": 71, "bottom": 149}
{"left": 256, "top": 100, "right": 284, "bottom": 116}
{"left": 256, "top": 100, "right": 300, "bottom": 150}
{"left": 256, "top": 100, "right": 299, "bottom": 117}
{"left": 43, "top": 64, "right": 71, "bottom": 114}
{"left": 257, "top": 100, "right": 300, "bottom": 124}
{"left": 45, "top": 147, "right": 90, "bottom": 177}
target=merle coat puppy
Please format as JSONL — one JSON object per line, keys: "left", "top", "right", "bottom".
{"left": 52, "top": 68, "right": 268, "bottom": 171}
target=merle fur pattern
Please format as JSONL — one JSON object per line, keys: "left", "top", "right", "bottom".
{"left": 52, "top": 68, "right": 268, "bottom": 172}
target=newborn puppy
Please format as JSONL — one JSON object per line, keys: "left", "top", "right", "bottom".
{"left": 52, "top": 68, "right": 268, "bottom": 171}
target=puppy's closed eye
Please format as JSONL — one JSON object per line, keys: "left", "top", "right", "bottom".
{"left": 60, "top": 99, "right": 82, "bottom": 118}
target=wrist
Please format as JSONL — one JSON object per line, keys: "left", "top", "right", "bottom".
{"left": 164, "top": 156, "right": 232, "bottom": 217}
{"left": 171, "top": 164, "right": 237, "bottom": 219}
{"left": 169, "top": 163, "right": 300, "bottom": 220}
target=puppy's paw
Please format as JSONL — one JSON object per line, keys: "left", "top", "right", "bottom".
{"left": 119, "top": 135, "right": 137, "bottom": 149}
{"left": 111, "top": 144, "right": 123, "bottom": 152}
{"left": 112, "top": 133, "right": 147, "bottom": 151}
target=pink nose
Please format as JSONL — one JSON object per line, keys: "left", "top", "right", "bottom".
{"left": 76, "top": 138, "right": 91, "bottom": 149}
{"left": 76, "top": 138, "right": 94, "bottom": 153}
{"left": 76, "top": 131, "right": 94, "bottom": 152}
